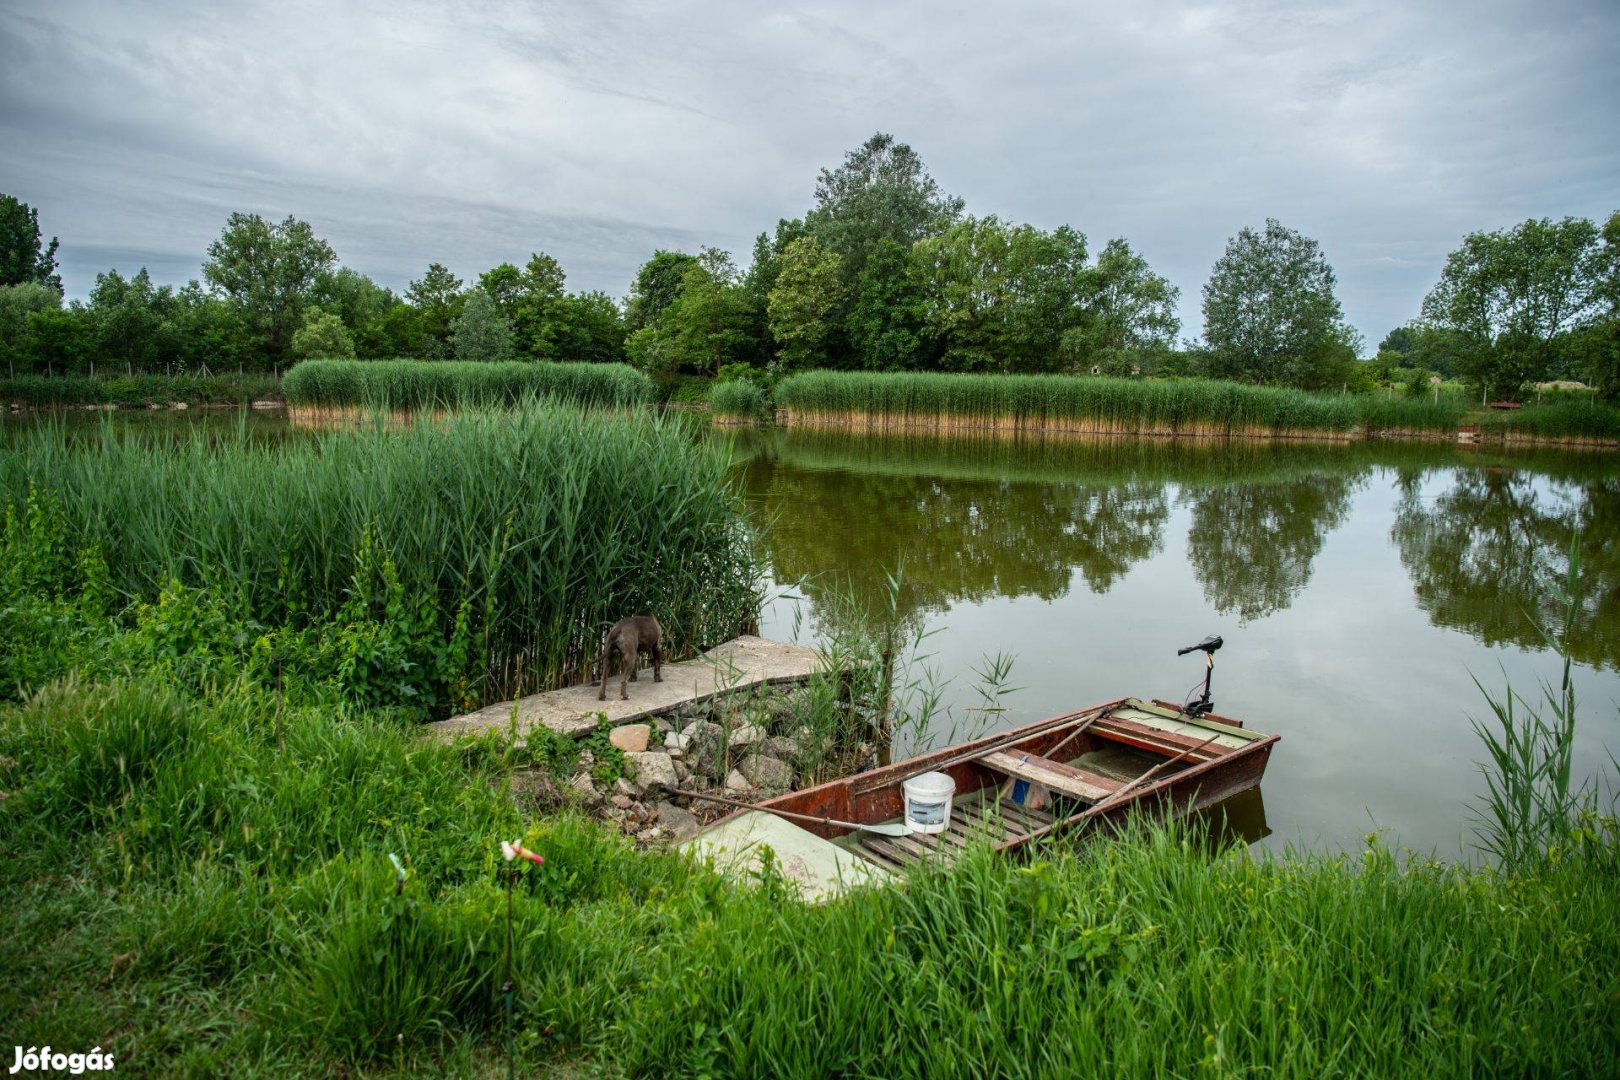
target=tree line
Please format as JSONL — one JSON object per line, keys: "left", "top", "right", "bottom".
{"left": 2, "top": 133, "right": 1616, "bottom": 399}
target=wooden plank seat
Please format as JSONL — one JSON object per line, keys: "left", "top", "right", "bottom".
{"left": 978, "top": 749, "right": 1124, "bottom": 803}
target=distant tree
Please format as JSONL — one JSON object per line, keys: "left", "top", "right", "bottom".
{"left": 0, "top": 194, "right": 60, "bottom": 290}
{"left": 625, "top": 250, "right": 701, "bottom": 333}
{"left": 1068, "top": 238, "right": 1180, "bottom": 373}
{"left": 1201, "top": 219, "right": 1360, "bottom": 389}
{"left": 768, "top": 236, "right": 847, "bottom": 370}
{"left": 290, "top": 308, "right": 356, "bottom": 360}
{"left": 449, "top": 288, "right": 514, "bottom": 361}
{"left": 202, "top": 213, "right": 337, "bottom": 366}
{"left": 807, "top": 133, "right": 963, "bottom": 284}
{"left": 1378, "top": 325, "right": 1416, "bottom": 357}
{"left": 25, "top": 304, "right": 92, "bottom": 376}
{"left": 1585, "top": 211, "right": 1620, "bottom": 402}
{"left": 550, "top": 290, "right": 627, "bottom": 364}
{"left": 913, "top": 217, "right": 1087, "bottom": 372}
{"left": 0, "top": 281, "right": 61, "bottom": 376}
{"left": 1421, "top": 216, "right": 1602, "bottom": 399}
{"left": 312, "top": 268, "right": 399, "bottom": 358}
{"left": 89, "top": 268, "right": 180, "bottom": 371}
{"left": 628, "top": 249, "right": 754, "bottom": 378}
{"left": 846, "top": 238, "right": 928, "bottom": 371}
{"left": 405, "top": 262, "right": 465, "bottom": 358}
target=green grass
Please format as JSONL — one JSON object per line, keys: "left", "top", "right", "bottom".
{"left": 773, "top": 371, "right": 1467, "bottom": 437}
{"left": 709, "top": 379, "right": 768, "bottom": 420}
{"left": 0, "top": 405, "right": 759, "bottom": 713}
{"left": 0, "top": 372, "right": 282, "bottom": 408}
{"left": 1, "top": 678, "right": 1615, "bottom": 1078}
{"left": 282, "top": 358, "right": 654, "bottom": 411}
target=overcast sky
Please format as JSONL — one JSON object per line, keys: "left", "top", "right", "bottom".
{"left": 3, "top": 0, "right": 1616, "bottom": 345}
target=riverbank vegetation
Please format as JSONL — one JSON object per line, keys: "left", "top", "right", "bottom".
{"left": 774, "top": 370, "right": 1466, "bottom": 438}
{"left": 0, "top": 406, "right": 757, "bottom": 715}
{"left": 5, "top": 148, "right": 1615, "bottom": 406}
{"left": 1, "top": 673, "right": 1614, "bottom": 1077}
{"left": 280, "top": 358, "right": 653, "bottom": 411}
{"left": 1, "top": 370, "right": 281, "bottom": 408}
{"left": 709, "top": 378, "right": 769, "bottom": 421}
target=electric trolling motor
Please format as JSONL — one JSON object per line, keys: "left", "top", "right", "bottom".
{"left": 1177, "top": 635, "right": 1223, "bottom": 717}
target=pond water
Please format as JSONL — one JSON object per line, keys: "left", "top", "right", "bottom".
{"left": 8, "top": 407, "right": 1616, "bottom": 857}
{"left": 723, "top": 426, "right": 1620, "bottom": 857}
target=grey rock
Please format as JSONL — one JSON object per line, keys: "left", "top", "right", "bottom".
{"left": 762, "top": 735, "right": 801, "bottom": 761}
{"left": 624, "top": 751, "right": 678, "bottom": 791}
{"left": 568, "top": 772, "right": 599, "bottom": 800}
{"left": 655, "top": 800, "right": 701, "bottom": 840}
{"left": 725, "top": 769, "right": 752, "bottom": 793}
{"left": 613, "top": 776, "right": 643, "bottom": 799}
{"left": 739, "top": 755, "right": 794, "bottom": 791}
{"left": 610, "top": 794, "right": 634, "bottom": 810}
{"left": 728, "top": 722, "right": 766, "bottom": 748}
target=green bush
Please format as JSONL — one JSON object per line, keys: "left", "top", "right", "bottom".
{"left": 281, "top": 358, "right": 653, "bottom": 410}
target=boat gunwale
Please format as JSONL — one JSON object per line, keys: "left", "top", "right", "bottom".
{"left": 703, "top": 698, "right": 1279, "bottom": 849}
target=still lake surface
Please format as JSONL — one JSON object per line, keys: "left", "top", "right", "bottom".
{"left": 8, "top": 408, "right": 1616, "bottom": 857}
{"left": 722, "top": 425, "right": 1620, "bottom": 857}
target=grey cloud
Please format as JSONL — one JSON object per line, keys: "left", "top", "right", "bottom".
{"left": 2, "top": 0, "right": 1615, "bottom": 344}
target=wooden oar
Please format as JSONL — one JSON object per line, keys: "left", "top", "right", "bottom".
{"left": 663, "top": 785, "right": 916, "bottom": 837}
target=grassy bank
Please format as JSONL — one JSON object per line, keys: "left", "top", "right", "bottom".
{"left": 0, "top": 405, "right": 758, "bottom": 715}
{"left": 0, "top": 372, "right": 282, "bottom": 409}
{"left": 1, "top": 678, "right": 1615, "bottom": 1078}
{"left": 773, "top": 371, "right": 1466, "bottom": 439}
{"left": 282, "top": 358, "right": 653, "bottom": 411}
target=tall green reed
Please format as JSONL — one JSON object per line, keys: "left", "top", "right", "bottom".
{"left": 774, "top": 370, "right": 1467, "bottom": 436}
{"left": 281, "top": 359, "right": 653, "bottom": 411}
{"left": 1469, "top": 534, "right": 1613, "bottom": 869}
{"left": 0, "top": 405, "right": 760, "bottom": 710}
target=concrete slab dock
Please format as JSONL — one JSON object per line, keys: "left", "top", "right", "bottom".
{"left": 424, "top": 634, "right": 827, "bottom": 741}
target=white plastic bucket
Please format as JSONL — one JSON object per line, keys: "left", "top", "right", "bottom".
{"left": 902, "top": 771, "right": 955, "bottom": 834}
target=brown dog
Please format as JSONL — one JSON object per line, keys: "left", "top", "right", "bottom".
{"left": 597, "top": 615, "right": 663, "bottom": 701}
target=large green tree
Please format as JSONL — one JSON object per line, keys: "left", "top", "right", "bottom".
{"left": 404, "top": 262, "right": 465, "bottom": 358}
{"left": 1067, "top": 238, "right": 1181, "bottom": 374}
{"left": 1420, "top": 216, "right": 1602, "bottom": 399}
{"left": 846, "top": 238, "right": 928, "bottom": 371}
{"left": 806, "top": 133, "right": 962, "bottom": 284}
{"left": 768, "top": 236, "right": 847, "bottom": 370}
{"left": 627, "top": 249, "right": 754, "bottom": 378}
{"left": 0, "top": 194, "right": 60, "bottom": 290}
{"left": 1201, "top": 219, "right": 1359, "bottom": 389}
{"left": 625, "top": 250, "right": 701, "bottom": 333}
{"left": 202, "top": 213, "right": 337, "bottom": 365}
{"left": 0, "top": 281, "right": 61, "bottom": 376}
{"left": 912, "top": 217, "right": 1088, "bottom": 372}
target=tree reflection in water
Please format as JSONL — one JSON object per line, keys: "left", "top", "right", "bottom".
{"left": 1391, "top": 466, "right": 1620, "bottom": 670}
{"left": 1181, "top": 473, "right": 1362, "bottom": 622}
{"left": 730, "top": 427, "right": 1619, "bottom": 668}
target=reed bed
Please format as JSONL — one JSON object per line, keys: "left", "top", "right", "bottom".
{"left": 1477, "top": 399, "right": 1620, "bottom": 445}
{"left": 709, "top": 379, "right": 769, "bottom": 421}
{"left": 0, "top": 405, "right": 758, "bottom": 709}
{"left": 773, "top": 371, "right": 1467, "bottom": 438}
{"left": 281, "top": 358, "right": 654, "bottom": 411}
{"left": 2, "top": 679, "right": 1615, "bottom": 1077}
